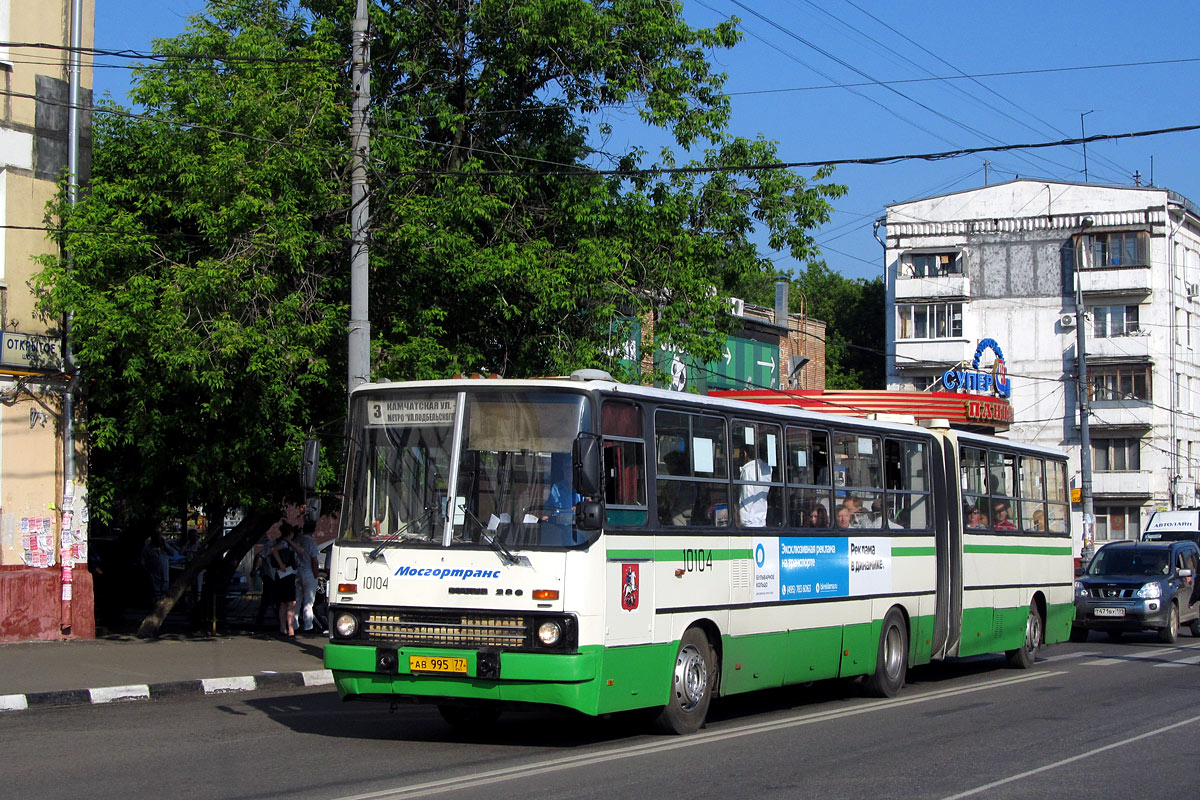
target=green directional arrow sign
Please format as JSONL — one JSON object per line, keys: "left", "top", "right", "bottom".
{"left": 706, "top": 335, "right": 779, "bottom": 390}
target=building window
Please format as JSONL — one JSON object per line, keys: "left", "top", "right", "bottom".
{"left": 1092, "top": 438, "right": 1141, "bottom": 471}
{"left": 905, "top": 252, "right": 960, "bottom": 278}
{"left": 1091, "top": 304, "right": 1139, "bottom": 338}
{"left": 1094, "top": 505, "right": 1141, "bottom": 542}
{"left": 898, "top": 302, "right": 963, "bottom": 340}
{"left": 1090, "top": 364, "right": 1151, "bottom": 401}
{"left": 1076, "top": 231, "right": 1149, "bottom": 269}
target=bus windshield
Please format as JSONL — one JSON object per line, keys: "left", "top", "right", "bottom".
{"left": 340, "top": 389, "right": 591, "bottom": 550}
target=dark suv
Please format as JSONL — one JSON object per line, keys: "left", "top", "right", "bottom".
{"left": 1071, "top": 540, "right": 1200, "bottom": 643}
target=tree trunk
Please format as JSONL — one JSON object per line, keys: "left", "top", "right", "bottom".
{"left": 136, "top": 510, "right": 275, "bottom": 638}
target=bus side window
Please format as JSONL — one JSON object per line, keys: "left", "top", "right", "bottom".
{"left": 654, "top": 410, "right": 728, "bottom": 527}
{"left": 885, "top": 439, "right": 929, "bottom": 530}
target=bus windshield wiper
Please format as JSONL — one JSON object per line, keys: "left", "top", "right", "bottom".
{"left": 465, "top": 508, "right": 527, "bottom": 567}
{"left": 365, "top": 510, "right": 432, "bottom": 561}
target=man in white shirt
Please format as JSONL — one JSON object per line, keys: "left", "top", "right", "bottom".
{"left": 737, "top": 445, "right": 771, "bottom": 528}
{"left": 294, "top": 525, "right": 322, "bottom": 634}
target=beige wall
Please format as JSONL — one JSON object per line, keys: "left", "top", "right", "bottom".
{"left": 0, "top": 0, "right": 93, "bottom": 568}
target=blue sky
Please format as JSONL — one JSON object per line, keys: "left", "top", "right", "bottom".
{"left": 93, "top": 0, "right": 1200, "bottom": 282}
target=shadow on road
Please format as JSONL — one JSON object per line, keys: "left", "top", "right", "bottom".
{"left": 246, "top": 651, "right": 1039, "bottom": 747}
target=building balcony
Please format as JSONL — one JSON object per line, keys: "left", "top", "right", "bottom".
{"left": 893, "top": 338, "right": 973, "bottom": 369}
{"left": 1077, "top": 266, "right": 1152, "bottom": 298}
{"left": 1083, "top": 401, "right": 1154, "bottom": 431}
{"left": 1091, "top": 470, "right": 1155, "bottom": 499}
{"left": 1087, "top": 334, "right": 1152, "bottom": 362}
{"left": 894, "top": 275, "right": 970, "bottom": 300}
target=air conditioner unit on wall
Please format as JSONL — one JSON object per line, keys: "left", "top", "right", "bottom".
{"left": 1060, "top": 313, "right": 1077, "bottom": 329}
{"left": 729, "top": 297, "right": 745, "bottom": 317}
{"left": 1187, "top": 282, "right": 1199, "bottom": 299}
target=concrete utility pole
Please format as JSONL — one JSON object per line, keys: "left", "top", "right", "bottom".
{"left": 1076, "top": 219, "right": 1095, "bottom": 561}
{"left": 347, "top": 0, "right": 371, "bottom": 392}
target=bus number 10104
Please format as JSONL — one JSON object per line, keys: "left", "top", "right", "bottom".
{"left": 682, "top": 548, "right": 713, "bottom": 573}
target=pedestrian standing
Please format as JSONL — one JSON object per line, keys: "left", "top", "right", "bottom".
{"left": 272, "top": 522, "right": 299, "bottom": 637}
{"left": 141, "top": 531, "right": 178, "bottom": 603}
{"left": 251, "top": 532, "right": 279, "bottom": 626}
{"left": 294, "top": 523, "right": 322, "bottom": 634}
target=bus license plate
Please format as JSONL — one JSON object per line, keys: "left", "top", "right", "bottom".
{"left": 1094, "top": 607, "right": 1125, "bottom": 617}
{"left": 409, "top": 655, "right": 468, "bottom": 674}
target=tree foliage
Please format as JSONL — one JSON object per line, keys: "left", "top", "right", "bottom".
{"left": 790, "top": 261, "right": 885, "bottom": 389}
{"left": 37, "top": 0, "right": 348, "bottom": 527}
{"left": 34, "top": 0, "right": 845, "bottom": 631}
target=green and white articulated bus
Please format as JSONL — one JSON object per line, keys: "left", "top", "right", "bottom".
{"left": 322, "top": 370, "right": 1074, "bottom": 734}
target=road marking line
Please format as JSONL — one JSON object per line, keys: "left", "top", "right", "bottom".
{"left": 331, "top": 670, "right": 1065, "bottom": 800}
{"left": 89, "top": 685, "right": 151, "bottom": 704}
{"left": 1154, "top": 654, "right": 1200, "bottom": 667}
{"left": 202, "top": 676, "right": 256, "bottom": 694}
{"left": 941, "top": 712, "right": 1200, "bottom": 799}
{"left": 1083, "top": 642, "right": 1200, "bottom": 665}
{"left": 1039, "top": 651, "right": 1101, "bottom": 662}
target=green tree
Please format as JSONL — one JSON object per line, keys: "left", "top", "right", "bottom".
{"left": 35, "top": 0, "right": 845, "bottom": 633}
{"left": 36, "top": 0, "right": 347, "bottom": 635}
{"left": 318, "top": 0, "right": 846, "bottom": 379}
{"left": 791, "top": 261, "right": 885, "bottom": 389}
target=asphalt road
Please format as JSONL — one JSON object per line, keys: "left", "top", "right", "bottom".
{"left": 6, "top": 634, "right": 1200, "bottom": 799}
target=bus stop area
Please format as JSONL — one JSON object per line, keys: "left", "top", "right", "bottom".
{"left": 0, "top": 628, "right": 331, "bottom": 712}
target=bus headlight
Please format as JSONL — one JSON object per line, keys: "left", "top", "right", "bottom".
{"left": 334, "top": 612, "right": 359, "bottom": 638}
{"left": 537, "top": 620, "right": 562, "bottom": 646}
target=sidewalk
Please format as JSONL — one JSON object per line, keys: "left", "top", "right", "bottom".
{"left": 0, "top": 625, "right": 333, "bottom": 713}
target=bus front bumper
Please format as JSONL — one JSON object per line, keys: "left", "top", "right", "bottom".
{"left": 325, "top": 642, "right": 607, "bottom": 713}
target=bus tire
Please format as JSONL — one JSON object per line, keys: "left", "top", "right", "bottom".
{"left": 1005, "top": 603, "right": 1043, "bottom": 669}
{"left": 437, "top": 703, "right": 501, "bottom": 731}
{"left": 654, "top": 627, "right": 715, "bottom": 735}
{"left": 1158, "top": 603, "right": 1180, "bottom": 644}
{"left": 864, "top": 608, "right": 907, "bottom": 698}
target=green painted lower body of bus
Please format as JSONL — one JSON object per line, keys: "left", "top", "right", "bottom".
{"left": 325, "top": 598, "right": 1071, "bottom": 716}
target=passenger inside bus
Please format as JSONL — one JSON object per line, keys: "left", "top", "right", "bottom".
{"left": 736, "top": 442, "right": 771, "bottom": 528}
{"left": 658, "top": 451, "right": 697, "bottom": 526}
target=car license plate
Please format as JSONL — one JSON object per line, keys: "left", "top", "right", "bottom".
{"left": 1094, "top": 607, "right": 1125, "bottom": 618}
{"left": 409, "top": 655, "right": 468, "bottom": 674}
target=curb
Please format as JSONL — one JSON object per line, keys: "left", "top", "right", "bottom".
{"left": 0, "top": 669, "right": 334, "bottom": 713}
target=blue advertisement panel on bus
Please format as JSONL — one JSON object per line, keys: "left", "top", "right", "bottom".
{"left": 753, "top": 536, "right": 893, "bottom": 602}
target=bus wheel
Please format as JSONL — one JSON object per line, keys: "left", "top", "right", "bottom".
{"left": 864, "top": 608, "right": 907, "bottom": 698}
{"left": 1005, "top": 603, "right": 1043, "bottom": 669}
{"left": 437, "top": 703, "right": 501, "bottom": 731}
{"left": 654, "top": 627, "right": 715, "bottom": 735}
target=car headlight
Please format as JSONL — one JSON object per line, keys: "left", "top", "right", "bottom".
{"left": 1135, "top": 582, "right": 1162, "bottom": 599}
{"left": 1074, "top": 581, "right": 1086, "bottom": 595}
{"left": 537, "top": 620, "right": 562, "bottom": 646}
{"left": 334, "top": 612, "right": 359, "bottom": 638}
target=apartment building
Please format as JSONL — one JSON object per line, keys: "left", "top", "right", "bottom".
{"left": 0, "top": 0, "right": 94, "bottom": 640}
{"left": 885, "top": 179, "right": 1200, "bottom": 554}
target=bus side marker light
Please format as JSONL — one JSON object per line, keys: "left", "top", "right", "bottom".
{"left": 607, "top": 680, "right": 614, "bottom": 686}
{"left": 338, "top": 583, "right": 358, "bottom": 594}
{"left": 533, "top": 589, "right": 559, "bottom": 600}
{"left": 734, "top": 664, "right": 742, "bottom": 670}
{"left": 675, "top": 569, "right": 685, "bottom": 578}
